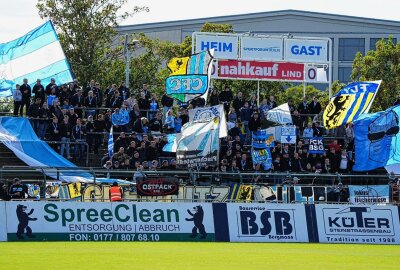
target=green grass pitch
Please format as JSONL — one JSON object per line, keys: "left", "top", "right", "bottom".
{"left": 0, "top": 242, "right": 399, "bottom": 270}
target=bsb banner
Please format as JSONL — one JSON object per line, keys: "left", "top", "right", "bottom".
{"left": 252, "top": 130, "right": 275, "bottom": 148}
{"left": 218, "top": 60, "right": 305, "bottom": 81}
{"left": 226, "top": 203, "right": 309, "bottom": 242}
{"left": 348, "top": 185, "right": 390, "bottom": 204}
{"left": 308, "top": 137, "right": 325, "bottom": 154}
{"left": 315, "top": 204, "right": 400, "bottom": 244}
{"left": 6, "top": 202, "right": 215, "bottom": 242}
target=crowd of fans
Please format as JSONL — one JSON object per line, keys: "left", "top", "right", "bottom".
{"left": 11, "top": 77, "right": 356, "bottom": 174}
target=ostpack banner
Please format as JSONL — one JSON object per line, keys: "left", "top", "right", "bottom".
{"left": 308, "top": 137, "right": 325, "bottom": 154}
{"left": 348, "top": 185, "right": 390, "bottom": 204}
{"left": 315, "top": 204, "right": 400, "bottom": 244}
{"left": 226, "top": 203, "right": 309, "bottom": 242}
{"left": 252, "top": 130, "right": 274, "bottom": 148}
{"left": 0, "top": 201, "right": 6, "bottom": 242}
{"left": 218, "top": 60, "right": 305, "bottom": 81}
{"left": 5, "top": 202, "right": 215, "bottom": 242}
{"left": 137, "top": 178, "right": 179, "bottom": 196}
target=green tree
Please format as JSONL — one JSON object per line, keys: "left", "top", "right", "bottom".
{"left": 351, "top": 37, "right": 400, "bottom": 111}
{"left": 36, "top": 0, "right": 148, "bottom": 86}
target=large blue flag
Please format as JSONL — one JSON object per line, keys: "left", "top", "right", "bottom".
{"left": 0, "top": 21, "right": 73, "bottom": 97}
{"left": 323, "top": 81, "right": 381, "bottom": 129}
{"left": 353, "top": 105, "right": 400, "bottom": 171}
{"left": 251, "top": 148, "right": 272, "bottom": 170}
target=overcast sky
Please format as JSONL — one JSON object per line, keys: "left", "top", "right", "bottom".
{"left": 1, "top": 0, "right": 400, "bottom": 43}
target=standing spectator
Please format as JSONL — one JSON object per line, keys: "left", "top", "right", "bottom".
{"left": 141, "top": 83, "right": 151, "bottom": 99}
{"left": 233, "top": 92, "right": 245, "bottom": 114}
{"left": 287, "top": 99, "right": 296, "bottom": 114}
{"left": 32, "top": 79, "right": 45, "bottom": 106}
{"left": 59, "top": 84, "right": 72, "bottom": 106}
{"left": 112, "top": 147, "right": 129, "bottom": 164}
{"left": 84, "top": 90, "right": 97, "bottom": 118}
{"left": 109, "top": 90, "right": 123, "bottom": 109}
{"left": 209, "top": 88, "right": 220, "bottom": 106}
{"left": 146, "top": 141, "right": 159, "bottom": 161}
{"left": 38, "top": 103, "right": 50, "bottom": 140}
{"left": 94, "top": 82, "right": 103, "bottom": 107}
{"left": 248, "top": 93, "right": 257, "bottom": 109}
{"left": 161, "top": 90, "right": 174, "bottom": 122}
{"left": 119, "top": 82, "right": 130, "bottom": 101}
{"left": 86, "top": 115, "right": 96, "bottom": 153}
{"left": 291, "top": 152, "right": 305, "bottom": 172}
{"left": 219, "top": 86, "right": 233, "bottom": 113}
{"left": 149, "top": 94, "right": 159, "bottom": 120}
{"left": 239, "top": 153, "right": 250, "bottom": 171}
{"left": 180, "top": 109, "right": 189, "bottom": 126}
{"left": 133, "top": 117, "right": 149, "bottom": 134}
{"left": 138, "top": 91, "right": 150, "bottom": 117}
{"left": 48, "top": 117, "right": 61, "bottom": 142}
{"left": 302, "top": 122, "right": 314, "bottom": 138}
{"left": 297, "top": 96, "right": 309, "bottom": 130}
{"left": 27, "top": 98, "right": 42, "bottom": 133}
{"left": 72, "top": 118, "right": 86, "bottom": 159}
{"left": 164, "top": 110, "right": 175, "bottom": 133}
{"left": 59, "top": 115, "right": 72, "bottom": 159}
{"left": 50, "top": 99, "right": 63, "bottom": 121}
{"left": 70, "top": 89, "right": 84, "bottom": 118}
{"left": 20, "top": 78, "right": 31, "bottom": 115}
{"left": 259, "top": 99, "right": 269, "bottom": 120}
{"left": 13, "top": 84, "right": 22, "bottom": 116}
{"left": 45, "top": 78, "right": 59, "bottom": 96}
{"left": 248, "top": 111, "right": 261, "bottom": 132}
{"left": 85, "top": 79, "right": 96, "bottom": 97}
{"left": 149, "top": 112, "right": 163, "bottom": 134}
{"left": 267, "top": 95, "right": 277, "bottom": 109}
{"left": 94, "top": 114, "right": 107, "bottom": 151}
{"left": 309, "top": 96, "right": 322, "bottom": 122}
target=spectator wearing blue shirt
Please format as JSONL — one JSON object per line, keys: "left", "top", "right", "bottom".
{"left": 303, "top": 122, "right": 314, "bottom": 138}
{"left": 165, "top": 110, "right": 175, "bottom": 134}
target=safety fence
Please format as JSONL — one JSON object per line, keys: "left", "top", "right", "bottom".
{"left": 1, "top": 201, "right": 399, "bottom": 244}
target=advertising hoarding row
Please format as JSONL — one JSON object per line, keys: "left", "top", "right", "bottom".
{"left": 1, "top": 202, "right": 400, "bottom": 244}
{"left": 194, "top": 33, "right": 329, "bottom": 63}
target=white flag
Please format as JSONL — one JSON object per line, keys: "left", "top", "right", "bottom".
{"left": 267, "top": 103, "right": 293, "bottom": 125}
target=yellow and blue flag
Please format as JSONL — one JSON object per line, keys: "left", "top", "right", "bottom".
{"left": 323, "top": 81, "right": 381, "bottom": 129}
{"left": 353, "top": 105, "right": 400, "bottom": 171}
{"left": 166, "top": 50, "right": 214, "bottom": 102}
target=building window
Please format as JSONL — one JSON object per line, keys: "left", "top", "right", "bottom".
{"left": 338, "top": 67, "right": 352, "bottom": 83}
{"left": 339, "top": 38, "right": 365, "bottom": 61}
{"left": 370, "top": 38, "right": 397, "bottom": 51}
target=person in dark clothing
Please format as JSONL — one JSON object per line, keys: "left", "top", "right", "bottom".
{"left": 133, "top": 117, "right": 148, "bottom": 134}
{"left": 48, "top": 117, "right": 61, "bottom": 142}
{"left": 138, "top": 91, "right": 150, "bottom": 117}
{"left": 72, "top": 118, "right": 86, "bottom": 159}
{"left": 149, "top": 112, "right": 163, "bottom": 133}
{"left": 45, "top": 78, "right": 59, "bottom": 96}
{"left": 20, "top": 78, "right": 31, "bottom": 115}
{"left": 27, "top": 98, "right": 42, "bottom": 134}
{"left": 94, "top": 114, "right": 107, "bottom": 149}
{"left": 232, "top": 92, "right": 245, "bottom": 114}
{"left": 209, "top": 88, "right": 220, "bottom": 106}
{"left": 114, "top": 132, "right": 130, "bottom": 152}
{"left": 291, "top": 152, "right": 305, "bottom": 172}
{"left": 161, "top": 92, "right": 174, "bottom": 122}
{"left": 146, "top": 141, "right": 159, "bottom": 161}
{"left": 118, "top": 82, "right": 130, "bottom": 101}
{"left": 9, "top": 178, "right": 28, "bottom": 199}
{"left": 59, "top": 115, "right": 72, "bottom": 158}
{"left": 59, "top": 84, "right": 72, "bottom": 105}
{"left": 297, "top": 97, "right": 309, "bottom": 129}
{"left": 86, "top": 115, "right": 96, "bottom": 153}
{"left": 309, "top": 96, "right": 322, "bottom": 121}
{"left": 219, "top": 86, "right": 233, "bottom": 113}
{"left": 248, "top": 112, "right": 261, "bottom": 132}
{"left": 32, "top": 79, "right": 45, "bottom": 106}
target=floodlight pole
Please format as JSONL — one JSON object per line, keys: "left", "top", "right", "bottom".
{"left": 124, "top": 35, "right": 131, "bottom": 89}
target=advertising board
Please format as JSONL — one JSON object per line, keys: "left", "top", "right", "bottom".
{"left": 240, "top": 37, "right": 283, "bottom": 60}
{"left": 195, "top": 34, "right": 239, "bottom": 59}
{"left": 315, "top": 204, "right": 400, "bottom": 244}
{"left": 226, "top": 203, "right": 309, "bottom": 242}
{"left": 6, "top": 202, "right": 215, "bottom": 242}
{"left": 0, "top": 202, "right": 6, "bottom": 242}
{"left": 218, "top": 60, "right": 304, "bottom": 81}
{"left": 284, "top": 39, "right": 328, "bottom": 63}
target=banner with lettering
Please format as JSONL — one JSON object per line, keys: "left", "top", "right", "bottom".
{"left": 307, "top": 137, "right": 325, "bottom": 154}
{"left": 348, "top": 185, "right": 390, "bottom": 204}
{"left": 252, "top": 130, "right": 275, "bottom": 148}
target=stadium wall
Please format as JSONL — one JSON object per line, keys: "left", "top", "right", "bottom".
{"left": 1, "top": 202, "right": 400, "bottom": 244}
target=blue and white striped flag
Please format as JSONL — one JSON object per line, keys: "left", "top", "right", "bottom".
{"left": 108, "top": 127, "right": 114, "bottom": 158}
{"left": 0, "top": 21, "right": 73, "bottom": 97}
